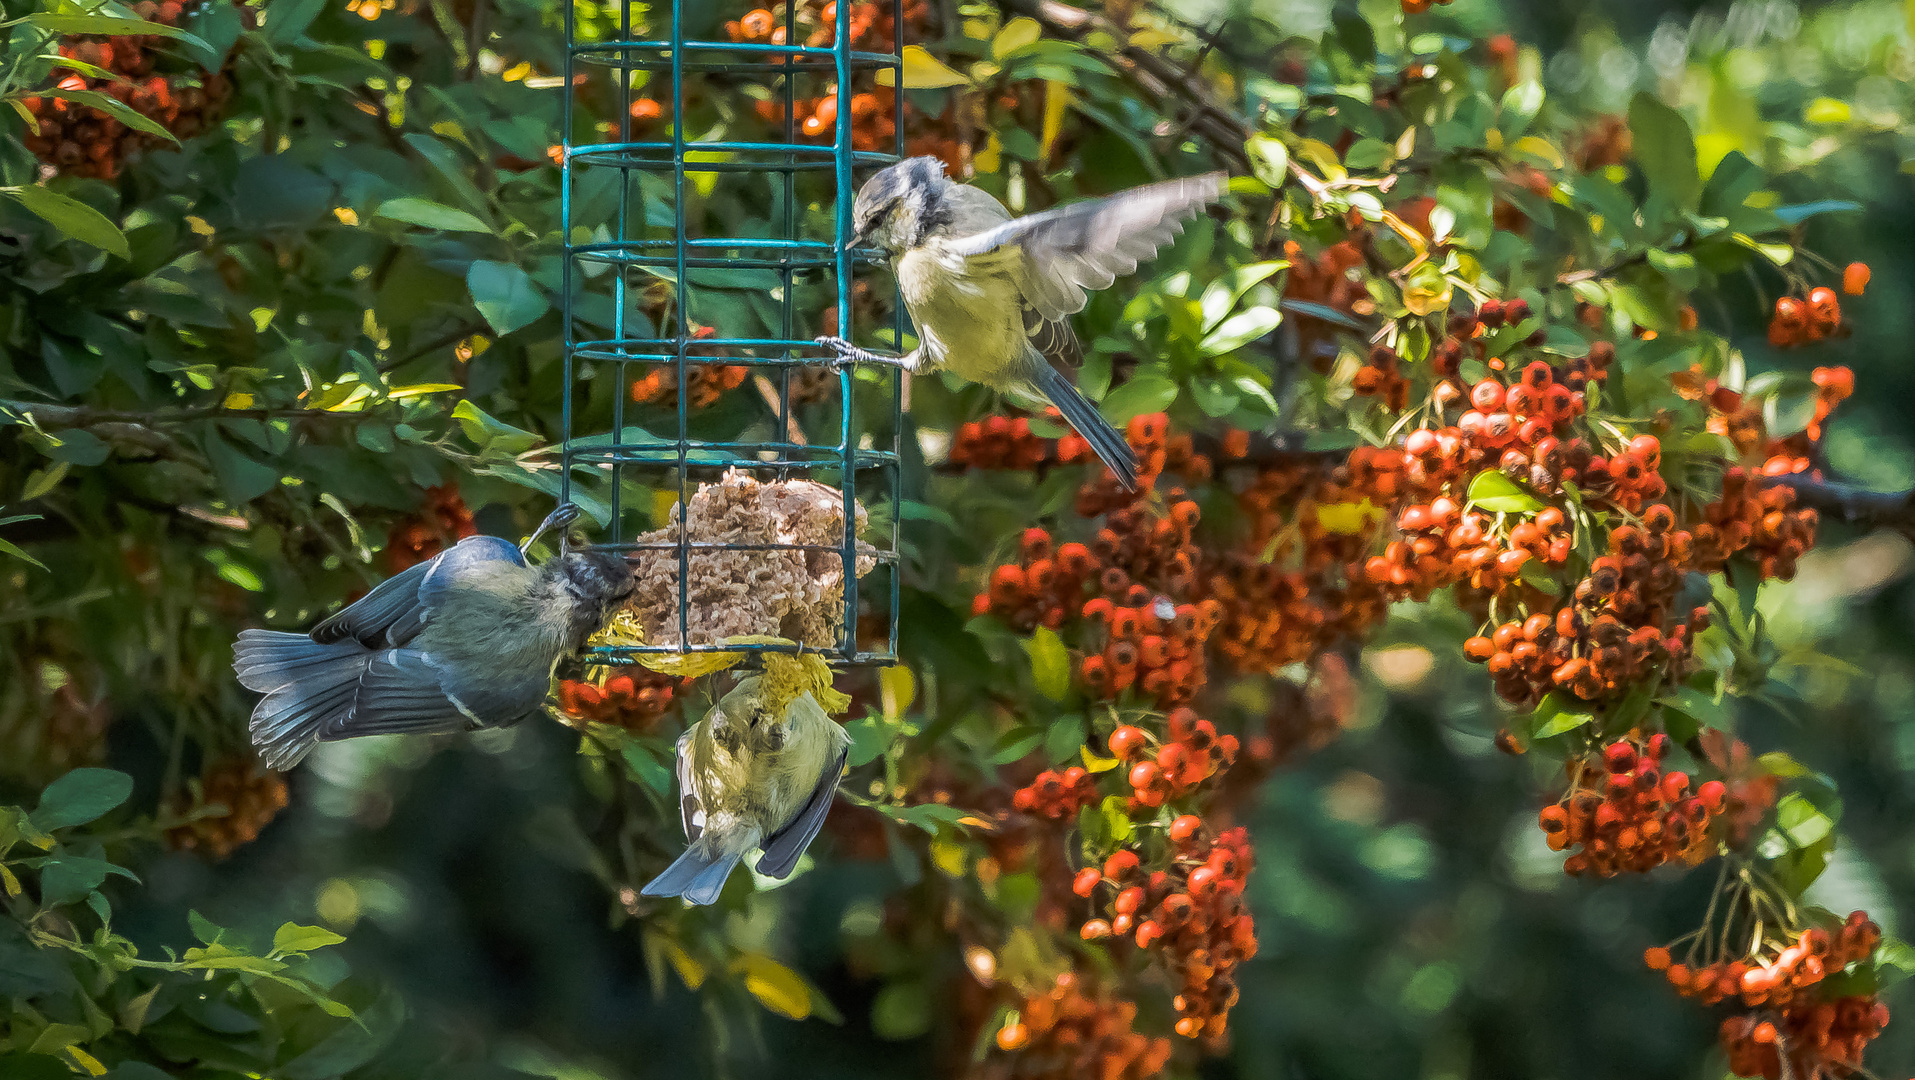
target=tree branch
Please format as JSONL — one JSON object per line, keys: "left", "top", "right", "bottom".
{"left": 1759, "top": 473, "right": 1915, "bottom": 539}
{"left": 1002, "top": 0, "right": 1255, "bottom": 176}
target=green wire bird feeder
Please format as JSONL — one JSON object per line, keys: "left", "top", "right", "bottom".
{"left": 559, "top": 0, "right": 906, "bottom": 667}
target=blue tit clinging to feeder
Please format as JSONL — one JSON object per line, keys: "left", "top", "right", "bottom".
{"left": 233, "top": 504, "right": 636, "bottom": 769}
{"left": 642, "top": 674, "right": 851, "bottom": 906}
{"left": 816, "top": 157, "right": 1228, "bottom": 491}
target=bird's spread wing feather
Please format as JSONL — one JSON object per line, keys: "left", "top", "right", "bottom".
{"left": 754, "top": 746, "right": 847, "bottom": 880}
{"left": 675, "top": 727, "right": 703, "bottom": 844}
{"left": 948, "top": 173, "right": 1227, "bottom": 322}
{"left": 1024, "top": 306, "right": 1082, "bottom": 370}
{"left": 327, "top": 649, "right": 469, "bottom": 739}
{"left": 309, "top": 560, "right": 435, "bottom": 648}
{"left": 310, "top": 535, "right": 525, "bottom": 649}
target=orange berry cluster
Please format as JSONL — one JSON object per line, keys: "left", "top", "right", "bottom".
{"left": 1062, "top": 413, "right": 1213, "bottom": 514}
{"left": 165, "top": 756, "right": 290, "bottom": 859}
{"left": 1350, "top": 344, "right": 1410, "bottom": 411}
{"left": 23, "top": 2, "right": 235, "bottom": 180}
{"left": 1465, "top": 514, "right": 1707, "bottom": 708}
{"left": 1536, "top": 734, "right": 1726, "bottom": 876}
{"left": 385, "top": 486, "right": 478, "bottom": 574}
{"left": 1767, "top": 288, "right": 1849, "bottom": 348}
{"left": 1103, "top": 711, "right": 1239, "bottom": 811}
{"left": 1399, "top": 0, "right": 1455, "bottom": 17}
{"left": 1720, "top": 996, "right": 1890, "bottom": 1080}
{"left": 1077, "top": 825, "right": 1257, "bottom": 1040}
{"left": 989, "top": 972, "right": 1173, "bottom": 1080}
{"left": 1650, "top": 912, "right": 1883, "bottom": 1010}
{"left": 753, "top": 87, "right": 900, "bottom": 151}
{"left": 557, "top": 671, "right": 683, "bottom": 732}
{"left": 973, "top": 527, "right": 1097, "bottom": 632}
{"left": 1011, "top": 766, "right": 1099, "bottom": 820}
{"left": 629, "top": 363, "right": 750, "bottom": 408}
{"left": 1569, "top": 114, "right": 1632, "bottom": 171}
{"left": 1078, "top": 593, "right": 1217, "bottom": 707}
{"left": 1282, "top": 240, "right": 1366, "bottom": 371}
{"left": 951, "top": 415, "right": 1052, "bottom": 471}
{"left": 1693, "top": 468, "right": 1818, "bottom": 581}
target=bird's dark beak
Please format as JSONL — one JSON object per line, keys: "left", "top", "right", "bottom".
{"left": 848, "top": 223, "right": 871, "bottom": 251}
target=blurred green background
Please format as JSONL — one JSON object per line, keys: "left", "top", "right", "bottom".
{"left": 11, "top": 0, "right": 1915, "bottom": 1078}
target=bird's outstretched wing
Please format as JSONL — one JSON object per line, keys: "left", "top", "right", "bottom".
{"left": 1024, "top": 306, "right": 1083, "bottom": 371}
{"left": 754, "top": 746, "right": 847, "bottom": 880}
{"left": 310, "top": 535, "right": 525, "bottom": 649}
{"left": 675, "top": 727, "right": 704, "bottom": 843}
{"left": 948, "top": 173, "right": 1228, "bottom": 322}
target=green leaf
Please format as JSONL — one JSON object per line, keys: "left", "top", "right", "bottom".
{"left": 1279, "top": 298, "right": 1369, "bottom": 332}
{"left": 451, "top": 399, "right": 541, "bottom": 454}
{"left": 1199, "top": 261, "right": 1287, "bottom": 332}
{"left": 1499, "top": 81, "right": 1545, "bottom": 138}
{"left": 205, "top": 433, "right": 280, "bottom": 503}
{"left": 1200, "top": 306, "right": 1282, "bottom": 355}
{"left": 1099, "top": 373, "right": 1177, "bottom": 423}
{"left": 467, "top": 260, "right": 549, "bottom": 336}
{"left": 1245, "top": 133, "right": 1288, "bottom": 188}
{"left": 1099, "top": 794, "right": 1132, "bottom": 844}
{"left": 23, "top": 12, "right": 210, "bottom": 50}
{"left": 33, "top": 768, "right": 132, "bottom": 830}
{"left": 36, "top": 89, "right": 178, "bottom": 143}
{"left": 261, "top": 0, "right": 327, "bottom": 44}
{"left": 1803, "top": 97, "right": 1851, "bottom": 125}
{"left": 39, "top": 854, "right": 130, "bottom": 906}
{"left": 990, "top": 727, "right": 1043, "bottom": 765}
{"left": 3, "top": 186, "right": 128, "bottom": 258}
{"left": 272, "top": 922, "right": 347, "bottom": 956}
{"left": 1465, "top": 470, "right": 1547, "bottom": 514}
{"left": 1044, "top": 714, "right": 1085, "bottom": 764}
{"left": 1025, "top": 627, "right": 1071, "bottom": 702}
{"left": 1772, "top": 200, "right": 1863, "bottom": 225}
{"left": 280, "top": 986, "right": 404, "bottom": 1080}
{"left": 403, "top": 132, "right": 493, "bottom": 217}
{"left": 844, "top": 716, "right": 888, "bottom": 767}
{"left": 375, "top": 197, "right": 490, "bottom": 233}
{"left": 0, "top": 533, "right": 46, "bottom": 571}
{"left": 1775, "top": 792, "right": 1834, "bottom": 847}
{"left": 1535, "top": 707, "right": 1594, "bottom": 739}
{"left": 1628, "top": 91, "right": 1699, "bottom": 210}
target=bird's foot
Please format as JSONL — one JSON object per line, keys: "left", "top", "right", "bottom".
{"left": 813, "top": 336, "right": 890, "bottom": 371}
{"left": 523, "top": 502, "right": 582, "bottom": 555}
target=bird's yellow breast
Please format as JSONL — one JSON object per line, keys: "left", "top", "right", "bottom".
{"left": 897, "top": 245, "right": 1029, "bottom": 388}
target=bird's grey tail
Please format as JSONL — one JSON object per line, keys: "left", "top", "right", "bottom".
{"left": 641, "top": 848, "right": 743, "bottom": 907}
{"left": 233, "top": 629, "right": 367, "bottom": 771}
{"left": 1030, "top": 361, "right": 1139, "bottom": 490}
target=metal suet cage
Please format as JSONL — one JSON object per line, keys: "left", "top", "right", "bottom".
{"left": 559, "top": 0, "right": 906, "bottom": 667}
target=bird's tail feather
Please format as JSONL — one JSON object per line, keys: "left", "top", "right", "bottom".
{"left": 641, "top": 847, "right": 744, "bottom": 907}
{"left": 1030, "top": 361, "right": 1138, "bottom": 490}
{"left": 234, "top": 630, "right": 366, "bottom": 770}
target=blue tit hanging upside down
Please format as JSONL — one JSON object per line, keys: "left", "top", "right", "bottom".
{"left": 816, "top": 157, "right": 1229, "bottom": 491}
{"left": 233, "top": 504, "right": 636, "bottom": 770}
{"left": 641, "top": 675, "right": 851, "bottom": 906}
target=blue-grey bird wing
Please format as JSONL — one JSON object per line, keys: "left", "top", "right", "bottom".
{"left": 675, "top": 727, "right": 703, "bottom": 844}
{"left": 948, "top": 173, "right": 1227, "bottom": 322}
{"left": 310, "top": 535, "right": 526, "bottom": 649}
{"left": 753, "top": 746, "right": 847, "bottom": 880}
{"left": 331, "top": 647, "right": 540, "bottom": 739}
{"left": 309, "top": 559, "right": 435, "bottom": 648}
{"left": 1024, "top": 306, "right": 1082, "bottom": 371}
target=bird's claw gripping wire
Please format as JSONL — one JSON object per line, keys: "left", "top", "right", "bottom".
{"left": 814, "top": 336, "right": 901, "bottom": 372}
{"left": 524, "top": 502, "right": 582, "bottom": 556}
